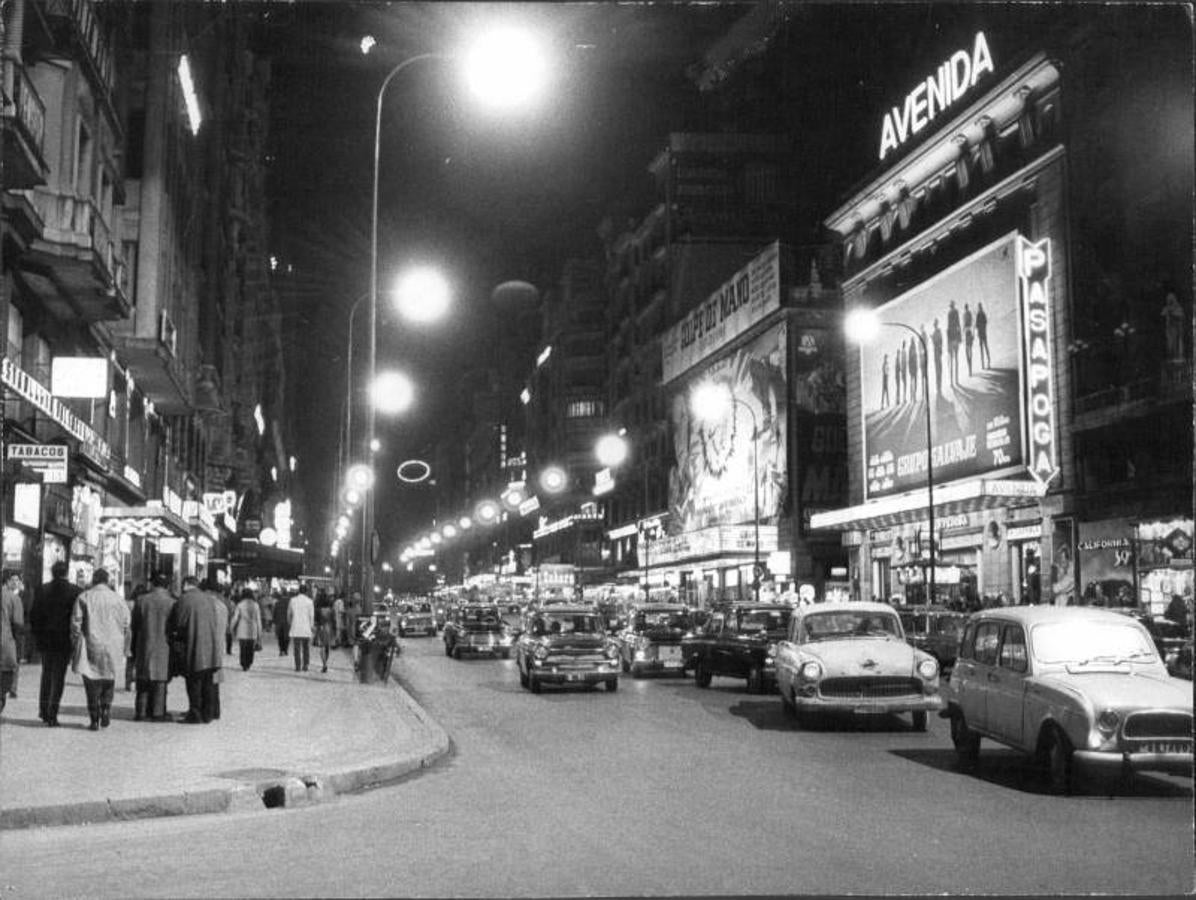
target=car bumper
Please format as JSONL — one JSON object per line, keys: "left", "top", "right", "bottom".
{"left": 796, "top": 694, "right": 945, "bottom": 715}
{"left": 532, "top": 664, "right": 619, "bottom": 684}
{"left": 1074, "top": 748, "right": 1194, "bottom": 777}
{"left": 457, "top": 640, "right": 511, "bottom": 656}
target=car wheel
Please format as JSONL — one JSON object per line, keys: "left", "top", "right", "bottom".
{"left": 694, "top": 659, "right": 712, "bottom": 688}
{"left": 1044, "top": 726, "right": 1074, "bottom": 795}
{"left": 950, "top": 712, "right": 981, "bottom": 769}
{"left": 780, "top": 687, "right": 795, "bottom": 715}
{"left": 747, "top": 665, "right": 764, "bottom": 694}
{"left": 606, "top": 678, "right": 618, "bottom": 693}
{"left": 529, "top": 671, "right": 541, "bottom": 694}
{"left": 912, "top": 710, "right": 928, "bottom": 732}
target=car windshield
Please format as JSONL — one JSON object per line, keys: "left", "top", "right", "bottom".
{"left": 801, "top": 610, "right": 901, "bottom": 641}
{"left": 737, "top": 609, "right": 790, "bottom": 633}
{"left": 1032, "top": 621, "right": 1159, "bottom": 665}
{"left": 638, "top": 611, "right": 690, "bottom": 630}
{"left": 542, "top": 614, "right": 603, "bottom": 635}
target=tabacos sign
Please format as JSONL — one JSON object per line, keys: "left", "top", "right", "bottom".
{"left": 1018, "top": 237, "right": 1058, "bottom": 487}
{"left": 879, "top": 31, "right": 995, "bottom": 161}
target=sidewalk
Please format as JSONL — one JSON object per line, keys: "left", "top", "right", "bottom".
{"left": 0, "top": 634, "right": 449, "bottom": 830}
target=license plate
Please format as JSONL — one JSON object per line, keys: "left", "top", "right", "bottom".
{"left": 567, "top": 673, "right": 582, "bottom": 682}
{"left": 1134, "top": 741, "right": 1190, "bottom": 754}
{"left": 660, "top": 646, "right": 680, "bottom": 660}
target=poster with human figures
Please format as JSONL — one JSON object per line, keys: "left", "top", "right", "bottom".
{"left": 858, "top": 232, "right": 1024, "bottom": 499}
{"left": 668, "top": 323, "right": 788, "bottom": 533}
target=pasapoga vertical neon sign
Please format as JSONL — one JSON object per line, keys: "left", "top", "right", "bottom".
{"left": 1018, "top": 237, "right": 1059, "bottom": 486}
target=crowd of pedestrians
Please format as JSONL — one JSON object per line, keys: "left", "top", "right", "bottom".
{"left": 0, "top": 572, "right": 355, "bottom": 730}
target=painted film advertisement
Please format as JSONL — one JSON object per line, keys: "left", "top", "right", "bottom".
{"left": 668, "top": 323, "right": 788, "bottom": 533}
{"left": 858, "top": 232, "right": 1023, "bottom": 499}
{"left": 792, "top": 328, "right": 847, "bottom": 533}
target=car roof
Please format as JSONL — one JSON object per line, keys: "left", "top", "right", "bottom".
{"left": 798, "top": 601, "right": 900, "bottom": 616}
{"left": 535, "top": 605, "right": 596, "bottom": 615}
{"left": 633, "top": 603, "right": 689, "bottom": 612}
{"left": 967, "top": 605, "right": 1150, "bottom": 626}
{"left": 719, "top": 602, "right": 792, "bottom": 611}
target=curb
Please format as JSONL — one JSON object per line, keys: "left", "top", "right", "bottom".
{"left": 0, "top": 678, "right": 451, "bottom": 831}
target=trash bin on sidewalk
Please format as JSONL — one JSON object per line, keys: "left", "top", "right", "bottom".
{"left": 354, "top": 613, "right": 398, "bottom": 684}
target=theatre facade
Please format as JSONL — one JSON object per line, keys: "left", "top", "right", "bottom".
{"left": 811, "top": 21, "right": 1193, "bottom": 612}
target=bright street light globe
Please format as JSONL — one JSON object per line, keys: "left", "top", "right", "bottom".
{"left": 594, "top": 433, "right": 629, "bottom": 468}
{"left": 393, "top": 267, "right": 451, "bottom": 324}
{"left": 539, "top": 466, "right": 568, "bottom": 494}
{"left": 372, "top": 370, "right": 415, "bottom": 415}
{"left": 690, "top": 381, "right": 733, "bottom": 423}
{"left": 463, "top": 27, "right": 549, "bottom": 111}
{"left": 346, "top": 464, "right": 375, "bottom": 492}
{"left": 844, "top": 307, "right": 881, "bottom": 344}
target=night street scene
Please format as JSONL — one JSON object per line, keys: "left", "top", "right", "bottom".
{"left": 1, "top": 1, "right": 1193, "bottom": 897}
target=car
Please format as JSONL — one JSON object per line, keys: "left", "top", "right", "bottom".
{"left": 396, "top": 601, "right": 437, "bottom": 637}
{"left": 514, "top": 605, "right": 620, "bottom": 693}
{"left": 942, "top": 606, "right": 1194, "bottom": 793}
{"left": 442, "top": 603, "right": 514, "bottom": 659}
{"left": 615, "top": 604, "right": 693, "bottom": 676}
{"left": 680, "top": 602, "right": 792, "bottom": 694}
{"left": 775, "top": 602, "right": 943, "bottom": 730}
{"left": 897, "top": 606, "right": 968, "bottom": 671}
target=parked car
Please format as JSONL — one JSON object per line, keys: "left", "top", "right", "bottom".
{"left": 514, "top": 605, "right": 620, "bottom": 693}
{"left": 681, "top": 603, "right": 792, "bottom": 694}
{"left": 442, "top": 603, "right": 514, "bottom": 659}
{"left": 942, "top": 606, "right": 1193, "bottom": 793}
{"left": 396, "top": 601, "right": 437, "bottom": 637}
{"left": 615, "top": 604, "right": 693, "bottom": 676}
{"left": 897, "top": 606, "right": 968, "bottom": 671}
{"left": 775, "top": 601, "right": 944, "bottom": 730}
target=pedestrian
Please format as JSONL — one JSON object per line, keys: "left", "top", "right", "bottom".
{"left": 30, "top": 561, "right": 80, "bottom": 726}
{"left": 963, "top": 303, "right": 975, "bottom": 376}
{"left": 132, "top": 572, "right": 175, "bottom": 721}
{"left": 288, "top": 585, "right": 315, "bottom": 672}
{"left": 314, "top": 591, "right": 336, "bottom": 673}
{"left": 229, "top": 588, "right": 263, "bottom": 671}
{"left": 125, "top": 585, "right": 143, "bottom": 692}
{"left": 71, "top": 569, "right": 131, "bottom": 731}
{"left": 166, "top": 576, "right": 223, "bottom": 724}
{"left": 273, "top": 591, "right": 290, "bottom": 656}
{"left": 879, "top": 354, "right": 890, "bottom": 408}
{"left": 261, "top": 590, "right": 275, "bottom": 631}
{"left": 0, "top": 570, "right": 25, "bottom": 718}
{"left": 931, "top": 319, "right": 944, "bottom": 396}
{"left": 333, "top": 593, "right": 346, "bottom": 647}
{"left": 206, "top": 580, "right": 228, "bottom": 720}
{"left": 219, "top": 587, "right": 236, "bottom": 656}
{"left": 946, "top": 300, "right": 962, "bottom": 385}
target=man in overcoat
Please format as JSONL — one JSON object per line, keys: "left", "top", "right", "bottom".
{"left": 0, "top": 570, "right": 24, "bottom": 716}
{"left": 132, "top": 571, "right": 175, "bottom": 721}
{"left": 167, "top": 576, "right": 223, "bottom": 724}
{"left": 71, "top": 569, "right": 131, "bottom": 730}
{"left": 30, "top": 561, "right": 80, "bottom": 726}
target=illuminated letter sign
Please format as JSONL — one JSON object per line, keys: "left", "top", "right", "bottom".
{"left": 879, "top": 31, "right": 995, "bottom": 161}
{"left": 1018, "top": 237, "right": 1058, "bottom": 487}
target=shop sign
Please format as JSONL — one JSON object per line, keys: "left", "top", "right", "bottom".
{"left": 879, "top": 31, "right": 995, "bottom": 161}
{"left": 7, "top": 443, "right": 68, "bottom": 483}
{"left": 661, "top": 242, "right": 781, "bottom": 383}
{"left": 939, "top": 529, "right": 985, "bottom": 550}
{"left": 203, "top": 491, "right": 235, "bottom": 516}
{"left": 651, "top": 524, "right": 778, "bottom": 566}
{"left": 1077, "top": 519, "right": 1134, "bottom": 606}
{"left": 1017, "top": 237, "right": 1059, "bottom": 486}
{"left": 2, "top": 356, "right": 110, "bottom": 462}
{"left": 1005, "top": 523, "right": 1043, "bottom": 542}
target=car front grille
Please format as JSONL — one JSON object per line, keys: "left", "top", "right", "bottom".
{"left": 1123, "top": 711, "right": 1193, "bottom": 739}
{"left": 819, "top": 677, "right": 922, "bottom": 699}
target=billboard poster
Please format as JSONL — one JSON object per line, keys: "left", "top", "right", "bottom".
{"left": 668, "top": 323, "right": 788, "bottom": 534}
{"left": 792, "top": 328, "right": 848, "bottom": 533}
{"left": 1077, "top": 518, "right": 1135, "bottom": 607}
{"left": 858, "top": 232, "right": 1023, "bottom": 499}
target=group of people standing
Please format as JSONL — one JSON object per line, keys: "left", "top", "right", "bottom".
{"left": 0, "top": 569, "right": 357, "bottom": 731}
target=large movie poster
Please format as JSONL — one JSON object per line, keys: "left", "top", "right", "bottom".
{"left": 859, "top": 232, "right": 1024, "bottom": 498}
{"left": 669, "top": 323, "right": 788, "bottom": 533}
{"left": 792, "top": 327, "right": 847, "bottom": 533}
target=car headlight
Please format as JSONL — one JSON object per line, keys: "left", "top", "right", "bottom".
{"left": 605, "top": 644, "right": 620, "bottom": 660}
{"left": 533, "top": 644, "right": 550, "bottom": 661}
{"left": 799, "top": 660, "right": 822, "bottom": 680}
{"left": 767, "top": 642, "right": 778, "bottom": 659}
{"left": 917, "top": 658, "right": 938, "bottom": 680}
{"left": 1096, "top": 708, "right": 1121, "bottom": 736}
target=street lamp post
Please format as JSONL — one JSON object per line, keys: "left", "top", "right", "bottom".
{"left": 845, "top": 311, "right": 936, "bottom": 606}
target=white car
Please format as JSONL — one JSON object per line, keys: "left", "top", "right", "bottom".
{"left": 943, "top": 606, "right": 1193, "bottom": 793}
{"left": 775, "top": 601, "right": 944, "bottom": 730}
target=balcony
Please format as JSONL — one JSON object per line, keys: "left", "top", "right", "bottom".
{"left": 1, "top": 64, "right": 48, "bottom": 189}
{"left": 39, "top": 0, "right": 116, "bottom": 107}
{"left": 1073, "top": 359, "right": 1192, "bottom": 432}
{"left": 15, "top": 186, "right": 130, "bottom": 322}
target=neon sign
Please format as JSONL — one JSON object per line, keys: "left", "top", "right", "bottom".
{"left": 879, "top": 31, "right": 994, "bottom": 161}
{"left": 1018, "top": 236, "right": 1058, "bottom": 486}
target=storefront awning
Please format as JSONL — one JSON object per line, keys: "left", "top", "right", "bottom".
{"left": 228, "top": 540, "right": 305, "bottom": 578}
{"left": 100, "top": 505, "right": 190, "bottom": 538}
{"left": 809, "top": 478, "right": 1046, "bottom": 532}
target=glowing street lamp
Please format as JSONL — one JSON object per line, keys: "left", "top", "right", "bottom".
{"left": 371, "top": 370, "right": 415, "bottom": 416}
{"left": 595, "top": 430, "right": 653, "bottom": 600}
{"left": 539, "top": 466, "right": 569, "bottom": 495}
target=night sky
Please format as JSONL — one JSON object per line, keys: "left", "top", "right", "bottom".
{"left": 254, "top": 1, "right": 1190, "bottom": 557}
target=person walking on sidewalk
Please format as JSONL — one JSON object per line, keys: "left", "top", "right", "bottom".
{"left": 71, "top": 569, "right": 131, "bottom": 731}
{"left": 205, "top": 580, "right": 229, "bottom": 721}
{"left": 288, "top": 586, "right": 315, "bottom": 672}
{"left": 0, "top": 570, "right": 25, "bottom": 718}
{"left": 273, "top": 591, "right": 290, "bottom": 657}
{"left": 229, "top": 588, "right": 263, "bottom": 671}
{"left": 333, "top": 593, "right": 346, "bottom": 647}
{"left": 167, "top": 576, "right": 223, "bottom": 724}
{"left": 219, "top": 587, "right": 236, "bottom": 657}
{"left": 30, "top": 561, "right": 80, "bottom": 726}
{"left": 314, "top": 591, "right": 336, "bottom": 672}
{"left": 132, "top": 572, "right": 175, "bottom": 721}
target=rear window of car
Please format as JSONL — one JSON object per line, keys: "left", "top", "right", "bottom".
{"left": 999, "top": 625, "right": 1028, "bottom": 672}
{"left": 972, "top": 622, "right": 1001, "bottom": 665}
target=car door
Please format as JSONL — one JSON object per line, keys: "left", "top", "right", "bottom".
{"left": 951, "top": 619, "right": 1001, "bottom": 734}
{"left": 710, "top": 615, "right": 739, "bottom": 676}
{"left": 985, "top": 623, "right": 1029, "bottom": 746}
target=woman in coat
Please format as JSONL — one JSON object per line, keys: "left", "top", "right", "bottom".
{"left": 71, "top": 569, "right": 131, "bottom": 730}
{"left": 229, "top": 588, "right": 263, "bottom": 671}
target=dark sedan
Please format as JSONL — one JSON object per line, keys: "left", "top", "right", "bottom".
{"left": 681, "top": 603, "right": 792, "bottom": 693}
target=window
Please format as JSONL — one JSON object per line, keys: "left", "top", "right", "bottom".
{"left": 5, "top": 304, "right": 24, "bottom": 363}
{"left": 566, "top": 399, "right": 604, "bottom": 418}
{"left": 74, "top": 119, "right": 94, "bottom": 198}
{"left": 999, "top": 624, "right": 1028, "bottom": 673}
{"left": 972, "top": 622, "right": 1001, "bottom": 666}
